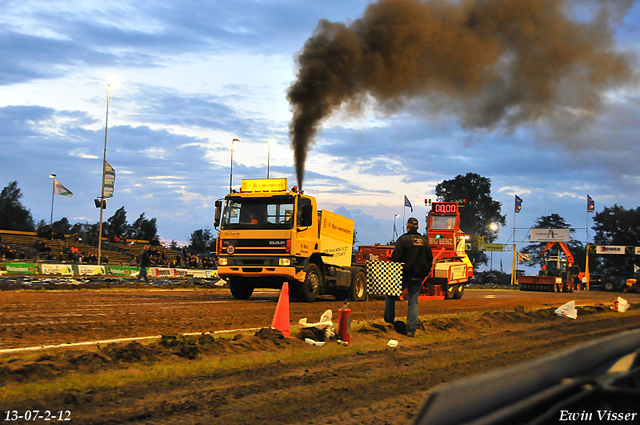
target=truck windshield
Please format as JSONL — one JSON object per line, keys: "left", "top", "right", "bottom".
{"left": 221, "top": 196, "right": 295, "bottom": 230}
{"left": 430, "top": 216, "right": 456, "bottom": 230}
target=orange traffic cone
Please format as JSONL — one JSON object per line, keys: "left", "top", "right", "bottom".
{"left": 271, "top": 282, "right": 290, "bottom": 337}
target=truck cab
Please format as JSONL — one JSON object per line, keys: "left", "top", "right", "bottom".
{"left": 426, "top": 201, "right": 474, "bottom": 299}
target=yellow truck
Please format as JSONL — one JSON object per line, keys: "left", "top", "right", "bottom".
{"left": 214, "top": 178, "right": 366, "bottom": 302}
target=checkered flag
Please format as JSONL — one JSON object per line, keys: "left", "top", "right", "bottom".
{"left": 366, "top": 260, "right": 403, "bottom": 296}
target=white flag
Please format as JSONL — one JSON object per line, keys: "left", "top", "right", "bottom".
{"left": 54, "top": 179, "right": 73, "bottom": 197}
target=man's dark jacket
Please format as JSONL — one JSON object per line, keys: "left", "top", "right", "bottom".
{"left": 139, "top": 250, "right": 151, "bottom": 268}
{"left": 391, "top": 230, "right": 433, "bottom": 285}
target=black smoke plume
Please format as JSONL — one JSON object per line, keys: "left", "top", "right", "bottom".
{"left": 287, "top": 0, "right": 635, "bottom": 188}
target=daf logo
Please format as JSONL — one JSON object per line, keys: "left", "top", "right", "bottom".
{"left": 226, "top": 245, "right": 236, "bottom": 254}
{"left": 269, "top": 240, "right": 286, "bottom": 246}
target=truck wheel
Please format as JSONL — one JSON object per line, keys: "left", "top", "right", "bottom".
{"left": 228, "top": 277, "right": 254, "bottom": 300}
{"left": 348, "top": 270, "right": 366, "bottom": 301}
{"left": 452, "top": 283, "right": 465, "bottom": 299}
{"left": 444, "top": 283, "right": 456, "bottom": 300}
{"left": 604, "top": 281, "right": 615, "bottom": 291}
{"left": 300, "top": 263, "right": 322, "bottom": 302}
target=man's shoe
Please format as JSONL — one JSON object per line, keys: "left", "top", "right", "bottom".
{"left": 393, "top": 320, "right": 407, "bottom": 335}
{"left": 406, "top": 331, "right": 415, "bottom": 338}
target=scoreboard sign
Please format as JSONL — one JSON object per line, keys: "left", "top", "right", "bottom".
{"left": 431, "top": 202, "right": 458, "bottom": 214}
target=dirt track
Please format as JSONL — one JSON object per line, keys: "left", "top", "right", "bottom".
{"left": 1, "top": 287, "right": 640, "bottom": 424}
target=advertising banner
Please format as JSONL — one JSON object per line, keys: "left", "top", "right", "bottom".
{"left": 175, "top": 268, "right": 190, "bottom": 278}
{"left": 103, "top": 160, "right": 116, "bottom": 198}
{"left": 3, "top": 262, "right": 39, "bottom": 274}
{"left": 75, "top": 265, "right": 107, "bottom": 276}
{"left": 154, "top": 267, "right": 176, "bottom": 278}
{"left": 107, "top": 266, "right": 139, "bottom": 277}
{"left": 241, "top": 178, "right": 288, "bottom": 192}
{"left": 184, "top": 269, "right": 218, "bottom": 278}
{"left": 530, "top": 228, "right": 571, "bottom": 242}
{"left": 596, "top": 246, "right": 626, "bottom": 255}
{"left": 479, "top": 243, "right": 504, "bottom": 252}
{"left": 40, "top": 263, "right": 74, "bottom": 275}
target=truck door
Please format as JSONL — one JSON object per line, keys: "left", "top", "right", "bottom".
{"left": 293, "top": 196, "right": 318, "bottom": 257}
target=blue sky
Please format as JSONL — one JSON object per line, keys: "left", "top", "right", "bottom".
{"left": 0, "top": 0, "right": 638, "bottom": 272}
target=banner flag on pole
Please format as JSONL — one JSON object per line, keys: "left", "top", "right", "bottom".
{"left": 404, "top": 195, "right": 413, "bottom": 212}
{"left": 515, "top": 195, "right": 523, "bottom": 213}
{"left": 53, "top": 179, "right": 73, "bottom": 197}
{"left": 517, "top": 250, "right": 530, "bottom": 262}
{"left": 587, "top": 194, "right": 595, "bottom": 213}
{"left": 104, "top": 161, "right": 116, "bottom": 198}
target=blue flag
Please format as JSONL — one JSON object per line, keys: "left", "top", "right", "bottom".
{"left": 587, "top": 194, "right": 595, "bottom": 213}
{"left": 404, "top": 195, "right": 413, "bottom": 212}
{"left": 515, "top": 195, "right": 523, "bottom": 213}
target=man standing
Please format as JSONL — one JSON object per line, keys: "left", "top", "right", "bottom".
{"left": 137, "top": 245, "right": 151, "bottom": 285}
{"left": 384, "top": 217, "right": 433, "bottom": 337}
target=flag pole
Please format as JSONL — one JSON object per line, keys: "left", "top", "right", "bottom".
{"left": 511, "top": 210, "right": 517, "bottom": 286}
{"left": 98, "top": 82, "right": 110, "bottom": 266}
{"left": 50, "top": 174, "right": 56, "bottom": 226}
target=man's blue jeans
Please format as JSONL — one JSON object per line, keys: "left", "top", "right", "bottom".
{"left": 384, "top": 278, "right": 421, "bottom": 333}
{"left": 137, "top": 267, "right": 148, "bottom": 284}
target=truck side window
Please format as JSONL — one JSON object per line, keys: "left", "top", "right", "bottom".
{"left": 298, "top": 198, "right": 312, "bottom": 227}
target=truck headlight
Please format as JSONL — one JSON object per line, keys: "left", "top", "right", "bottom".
{"left": 279, "top": 258, "right": 291, "bottom": 266}
{"left": 218, "top": 258, "right": 228, "bottom": 266}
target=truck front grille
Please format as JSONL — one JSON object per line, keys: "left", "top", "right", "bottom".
{"left": 223, "top": 239, "right": 289, "bottom": 255}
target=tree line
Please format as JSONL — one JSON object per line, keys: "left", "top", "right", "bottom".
{"left": 2, "top": 178, "right": 639, "bottom": 276}
{"left": 0, "top": 181, "right": 169, "bottom": 249}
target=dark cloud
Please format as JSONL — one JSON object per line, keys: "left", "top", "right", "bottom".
{"left": 0, "top": 31, "right": 117, "bottom": 85}
{"left": 0, "top": 105, "right": 54, "bottom": 137}
{"left": 0, "top": 1, "right": 371, "bottom": 86}
{"left": 288, "top": 0, "right": 637, "bottom": 188}
{"left": 134, "top": 93, "right": 261, "bottom": 133}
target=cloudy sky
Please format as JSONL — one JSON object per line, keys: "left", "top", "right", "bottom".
{"left": 1, "top": 0, "right": 638, "bottom": 272}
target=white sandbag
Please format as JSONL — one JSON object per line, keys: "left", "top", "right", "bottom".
{"left": 555, "top": 300, "right": 577, "bottom": 320}
{"left": 298, "top": 309, "right": 334, "bottom": 330}
{"left": 611, "top": 297, "right": 630, "bottom": 313}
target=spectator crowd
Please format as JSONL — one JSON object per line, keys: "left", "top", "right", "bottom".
{"left": 130, "top": 248, "right": 216, "bottom": 269}
{"left": 1, "top": 234, "right": 217, "bottom": 270}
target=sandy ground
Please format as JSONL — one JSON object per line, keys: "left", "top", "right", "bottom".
{"left": 1, "top": 285, "right": 640, "bottom": 424}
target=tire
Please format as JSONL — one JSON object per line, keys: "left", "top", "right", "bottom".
{"left": 299, "top": 263, "right": 322, "bottom": 302}
{"left": 444, "top": 283, "right": 456, "bottom": 300}
{"left": 452, "top": 283, "right": 465, "bottom": 299}
{"left": 228, "top": 277, "right": 254, "bottom": 300}
{"left": 604, "top": 281, "right": 615, "bottom": 291}
{"left": 347, "top": 270, "right": 366, "bottom": 301}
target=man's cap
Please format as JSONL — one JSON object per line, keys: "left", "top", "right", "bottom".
{"left": 407, "top": 217, "right": 419, "bottom": 226}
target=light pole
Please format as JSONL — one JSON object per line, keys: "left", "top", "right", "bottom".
{"left": 267, "top": 140, "right": 275, "bottom": 178}
{"left": 230, "top": 138, "right": 240, "bottom": 192}
{"left": 98, "top": 76, "right": 119, "bottom": 266}
{"left": 489, "top": 223, "right": 498, "bottom": 270}
{"left": 49, "top": 174, "right": 56, "bottom": 226}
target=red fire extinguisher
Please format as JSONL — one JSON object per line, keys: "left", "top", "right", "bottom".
{"left": 337, "top": 301, "right": 351, "bottom": 344}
